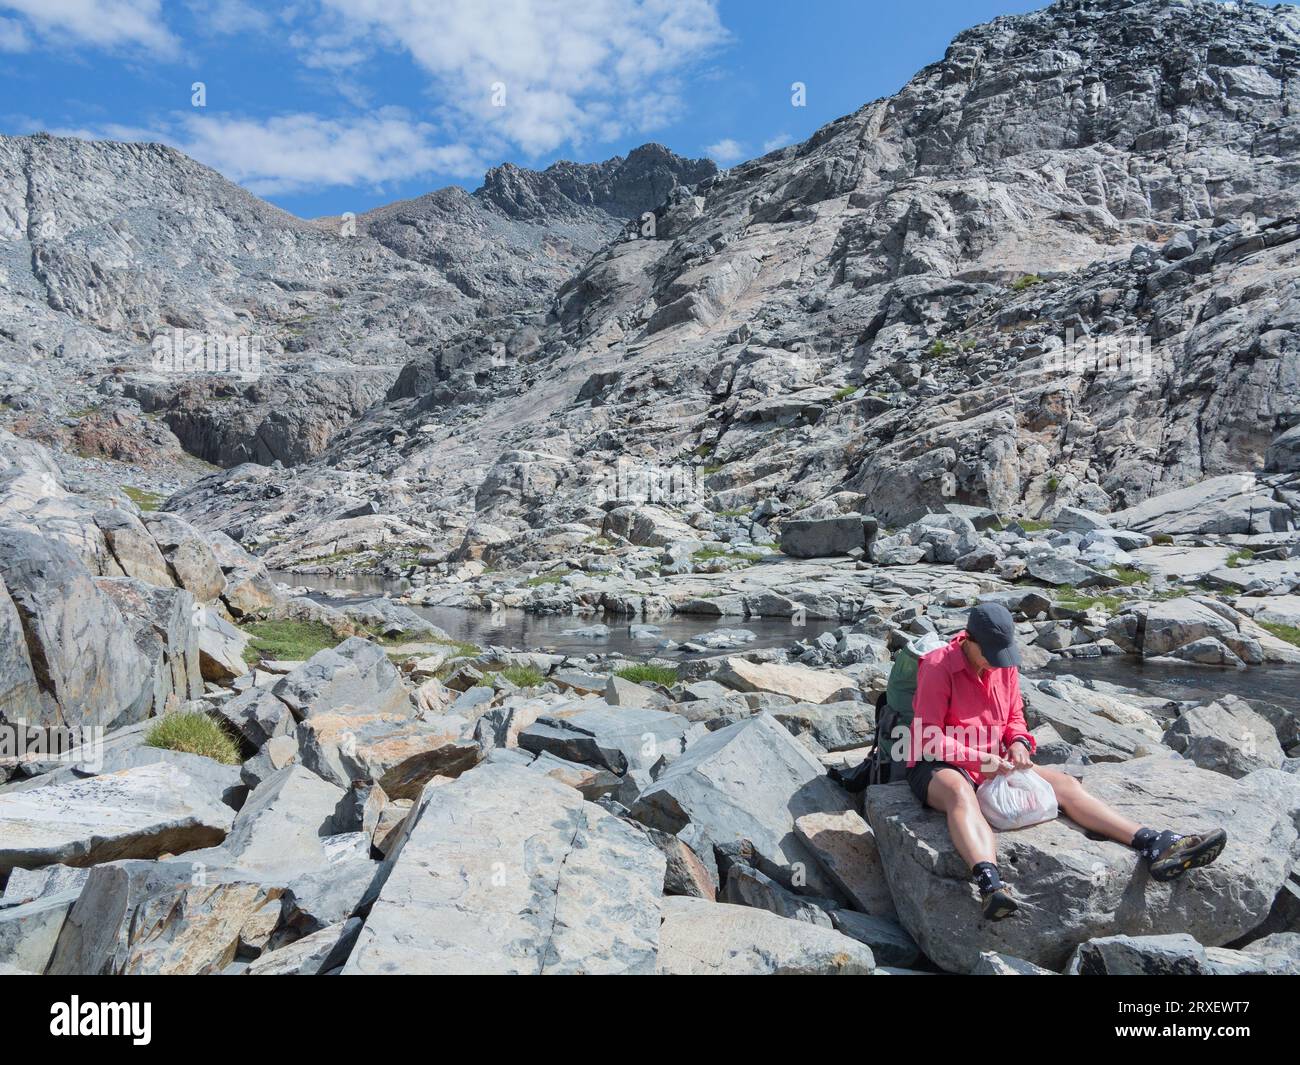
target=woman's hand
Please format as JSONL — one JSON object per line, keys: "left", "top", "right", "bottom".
{"left": 1007, "top": 742, "right": 1034, "bottom": 770}
{"left": 980, "top": 752, "right": 1014, "bottom": 776}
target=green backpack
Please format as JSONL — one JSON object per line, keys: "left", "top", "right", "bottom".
{"left": 885, "top": 631, "right": 947, "bottom": 731}
{"left": 832, "top": 631, "right": 946, "bottom": 791}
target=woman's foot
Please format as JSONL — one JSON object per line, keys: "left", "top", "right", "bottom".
{"left": 1133, "top": 827, "right": 1228, "bottom": 883}
{"left": 972, "top": 860, "right": 1018, "bottom": 920}
{"left": 980, "top": 887, "right": 1019, "bottom": 921}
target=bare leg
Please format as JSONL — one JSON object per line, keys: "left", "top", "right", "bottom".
{"left": 1035, "top": 767, "right": 1141, "bottom": 844}
{"left": 925, "top": 768, "right": 997, "bottom": 868}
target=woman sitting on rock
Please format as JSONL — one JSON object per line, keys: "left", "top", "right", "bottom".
{"left": 906, "top": 602, "right": 1227, "bottom": 921}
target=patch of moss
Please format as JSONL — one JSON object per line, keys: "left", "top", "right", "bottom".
{"left": 123, "top": 486, "right": 166, "bottom": 512}
{"left": 240, "top": 620, "right": 340, "bottom": 664}
{"left": 1011, "top": 273, "right": 1044, "bottom": 292}
{"left": 1259, "top": 621, "right": 1300, "bottom": 647}
{"left": 525, "top": 569, "right": 571, "bottom": 587}
{"left": 1017, "top": 519, "right": 1051, "bottom": 532}
{"left": 831, "top": 385, "right": 859, "bottom": 402}
{"left": 144, "top": 711, "right": 241, "bottom": 765}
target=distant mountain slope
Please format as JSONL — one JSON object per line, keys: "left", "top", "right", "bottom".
{"left": 0, "top": 134, "right": 713, "bottom": 468}
{"left": 166, "top": 0, "right": 1300, "bottom": 567}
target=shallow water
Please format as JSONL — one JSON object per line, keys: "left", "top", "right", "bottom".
{"left": 272, "top": 570, "right": 1300, "bottom": 706}
{"left": 1038, "top": 655, "right": 1300, "bottom": 715}
{"left": 271, "top": 570, "right": 840, "bottom": 657}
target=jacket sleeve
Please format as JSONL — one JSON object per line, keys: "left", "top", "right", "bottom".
{"left": 910, "top": 658, "right": 985, "bottom": 767}
{"left": 1000, "top": 671, "right": 1037, "bottom": 754}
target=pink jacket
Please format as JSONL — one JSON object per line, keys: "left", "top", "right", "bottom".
{"left": 907, "top": 631, "right": 1036, "bottom": 785}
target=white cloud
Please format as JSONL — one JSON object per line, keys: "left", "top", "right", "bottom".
{"left": 308, "top": 0, "right": 729, "bottom": 156}
{"left": 190, "top": 0, "right": 273, "bottom": 35}
{"left": 704, "top": 138, "right": 745, "bottom": 166}
{"left": 0, "top": 15, "right": 29, "bottom": 50}
{"left": 48, "top": 110, "right": 486, "bottom": 196}
{"left": 762, "top": 132, "right": 792, "bottom": 153}
{"left": 0, "top": 0, "right": 179, "bottom": 56}
{"left": 173, "top": 111, "right": 485, "bottom": 195}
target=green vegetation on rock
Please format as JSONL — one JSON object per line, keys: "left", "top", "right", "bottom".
{"left": 144, "top": 711, "right": 241, "bottom": 765}
{"left": 240, "top": 620, "right": 340, "bottom": 664}
{"left": 1259, "top": 621, "right": 1300, "bottom": 647}
{"left": 616, "top": 664, "right": 679, "bottom": 686}
{"left": 124, "top": 486, "right": 166, "bottom": 512}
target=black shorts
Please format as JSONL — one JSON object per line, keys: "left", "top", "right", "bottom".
{"left": 906, "top": 760, "right": 976, "bottom": 808}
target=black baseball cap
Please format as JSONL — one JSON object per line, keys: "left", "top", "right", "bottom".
{"left": 966, "top": 602, "right": 1021, "bottom": 669}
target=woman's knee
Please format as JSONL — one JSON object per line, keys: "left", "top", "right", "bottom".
{"left": 928, "top": 771, "right": 976, "bottom": 811}
{"left": 1042, "top": 768, "right": 1085, "bottom": 801}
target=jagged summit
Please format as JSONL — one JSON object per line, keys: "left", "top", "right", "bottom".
{"left": 477, "top": 144, "right": 717, "bottom": 220}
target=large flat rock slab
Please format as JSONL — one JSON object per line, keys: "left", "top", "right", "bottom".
{"left": 714, "top": 657, "right": 856, "bottom": 704}
{"left": 518, "top": 705, "right": 688, "bottom": 772}
{"left": 656, "top": 897, "right": 875, "bottom": 974}
{"left": 343, "top": 762, "right": 665, "bottom": 974}
{"left": 0, "top": 762, "right": 234, "bottom": 873}
{"left": 866, "top": 758, "right": 1300, "bottom": 973}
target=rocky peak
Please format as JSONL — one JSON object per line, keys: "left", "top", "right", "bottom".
{"left": 475, "top": 143, "right": 717, "bottom": 221}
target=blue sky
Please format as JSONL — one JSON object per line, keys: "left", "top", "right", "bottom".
{"left": 0, "top": 0, "right": 1120, "bottom": 218}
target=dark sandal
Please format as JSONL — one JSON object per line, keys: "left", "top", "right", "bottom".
{"left": 1149, "top": 828, "right": 1227, "bottom": 883}
{"left": 981, "top": 888, "right": 1019, "bottom": 921}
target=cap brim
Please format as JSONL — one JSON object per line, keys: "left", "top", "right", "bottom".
{"left": 986, "top": 642, "right": 1021, "bottom": 669}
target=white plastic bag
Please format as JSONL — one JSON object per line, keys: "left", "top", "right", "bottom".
{"left": 977, "top": 769, "right": 1058, "bottom": 831}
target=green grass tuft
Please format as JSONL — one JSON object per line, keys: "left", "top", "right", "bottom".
{"left": 483, "top": 664, "right": 546, "bottom": 688}
{"left": 831, "top": 385, "right": 859, "bottom": 402}
{"left": 1053, "top": 586, "right": 1124, "bottom": 613}
{"left": 145, "top": 711, "right": 241, "bottom": 764}
{"left": 692, "top": 546, "right": 765, "bottom": 564}
{"left": 1108, "top": 565, "right": 1150, "bottom": 586}
{"left": 616, "top": 664, "right": 679, "bottom": 686}
{"left": 1226, "top": 549, "right": 1255, "bottom": 569}
{"left": 1011, "top": 273, "right": 1043, "bottom": 291}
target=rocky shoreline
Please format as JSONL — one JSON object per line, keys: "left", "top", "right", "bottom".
{"left": 3, "top": 426, "right": 1299, "bottom": 975}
